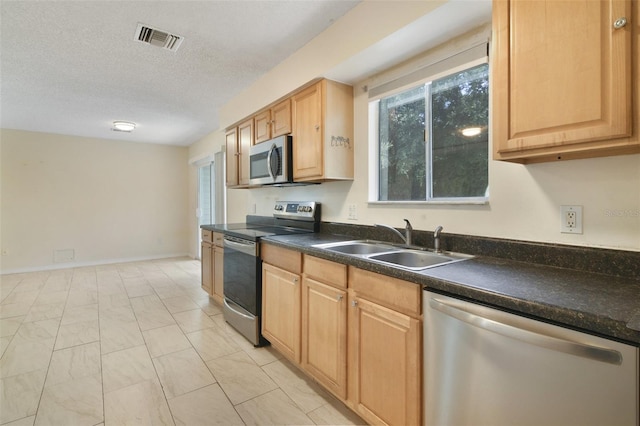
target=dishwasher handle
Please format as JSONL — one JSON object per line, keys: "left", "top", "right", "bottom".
{"left": 224, "top": 236, "right": 257, "bottom": 256}
{"left": 429, "top": 297, "right": 623, "bottom": 365}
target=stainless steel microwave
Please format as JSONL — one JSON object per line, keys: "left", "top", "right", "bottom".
{"left": 249, "top": 135, "right": 293, "bottom": 185}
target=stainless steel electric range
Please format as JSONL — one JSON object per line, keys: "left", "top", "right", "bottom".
{"left": 221, "top": 201, "right": 320, "bottom": 346}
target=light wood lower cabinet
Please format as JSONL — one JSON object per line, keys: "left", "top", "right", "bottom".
{"left": 201, "top": 231, "right": 224, "bottom": 304}
{"left": 347, "top": 267, "right": 422, "bottom": 426}
{"left": 261, "top": 244, "right": 423, "bottom": 425}
{"left": 262, "top": 263, "right": 301, "bottom": 362}
{"left": 301, "top": 255, "right": 348, "bottom": 399}
{"left": 347, "top": 294, "right": 421, "bottom": 426}
{"left": 212, "top": 243, "right": 224, "bottom": 305}
{"left": 201, "top": 241, "right": 213, "bottom": 295}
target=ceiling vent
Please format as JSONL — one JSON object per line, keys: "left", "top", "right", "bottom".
{"left": 134, "top": 23, "right": 183, "bottom": 52}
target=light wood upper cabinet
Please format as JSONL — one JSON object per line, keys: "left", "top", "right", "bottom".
{"left": 255, "top": 99, "right": 292, "bottom": 144}
{"left": 301, "top": 256, "right": 348, "bottom": 399}
{"left": 237, "top": 118, "right": 253, "bottom": 186}
{"left": 254, "top": 109, "right": 271, "bottom": 144}
{"left": 493, "top": 0, "right": 639, "bottom": 163}
{"left": 271, "top": 98, "right": 292, "bottom": 138}
{"left": 225, "top": 129, "right": 238, "bottom": 187}
{"left": 225, "top": 119, "right": 253, "bottom": 188}
{"left": 292, "top": 79, "right": 354, "bottom": 181}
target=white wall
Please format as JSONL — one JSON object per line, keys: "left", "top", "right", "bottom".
{"left": 1, "top": 129, "right": 190, "bottom": 273}
{"left": 189, "top": 1, "right": 640, "bottom": 252}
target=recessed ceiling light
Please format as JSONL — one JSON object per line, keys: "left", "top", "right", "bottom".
{"left": 461, "top": 127, "right": 482, "bottom": 137}
{"left": 112, "top": 121, "right": 136, "bottom": 132}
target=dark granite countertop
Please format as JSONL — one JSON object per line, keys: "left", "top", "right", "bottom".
{"left": 260, "top": 232, "right": 640, "bottom": 346}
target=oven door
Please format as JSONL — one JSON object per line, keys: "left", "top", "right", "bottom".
{"left": 223, "top": 236, "right": 260, "bottom": 314}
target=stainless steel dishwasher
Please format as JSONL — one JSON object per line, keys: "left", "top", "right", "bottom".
{"left": 423, "top": 290, "right": 639, "bottom": 426}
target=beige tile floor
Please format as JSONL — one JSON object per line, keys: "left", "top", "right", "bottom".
{"left": 0, "top": 257, "right": 365, "bottom": 426}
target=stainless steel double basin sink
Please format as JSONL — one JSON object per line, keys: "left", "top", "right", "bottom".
{"left": 312, "top": 240, "right": 473, "bottom": 271}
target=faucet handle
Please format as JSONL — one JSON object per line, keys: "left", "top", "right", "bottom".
{"left": 403, "top": 219, "right": 413, "bottom": 230}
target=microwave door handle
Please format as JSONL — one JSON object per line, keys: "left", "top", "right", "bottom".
{"left": 266, "top": 144, "right": 276, "bottom": 180}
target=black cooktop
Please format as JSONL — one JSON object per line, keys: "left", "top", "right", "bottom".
{"left": 214, "top": 216, "right": 318, "bottom": 242}
{"left": 224, "top": 226, "right": 313, "bottom": 241}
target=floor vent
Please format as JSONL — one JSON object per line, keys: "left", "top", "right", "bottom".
{"left": 134, "top": 23, "right": 183, "bottom": 52}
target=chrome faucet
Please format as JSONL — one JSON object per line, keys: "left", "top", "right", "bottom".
{"left": 375, "top": 219, "right": 413, "bottom": 246}
{"left": 433, "top": 225, "right": 444, "bottom": 253}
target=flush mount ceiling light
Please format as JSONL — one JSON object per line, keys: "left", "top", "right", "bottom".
{"left": 112, "top": 121, "right": 136, "bottom": 132}
{"left": 461, "top": 127, "right": 482, "bottom": 137}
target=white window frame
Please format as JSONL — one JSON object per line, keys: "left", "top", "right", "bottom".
{"left": 368, "top": 44, "right": 490, "bottom": 205}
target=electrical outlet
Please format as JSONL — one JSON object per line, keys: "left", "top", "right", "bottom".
{"left": 348, "top": 204, "right": 358, "bottom": 220}
{"left": 561, "top": 205, "right": 583, "bottom": 234}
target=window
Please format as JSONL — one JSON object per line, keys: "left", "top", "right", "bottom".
{"left": 370, "top": 50, "right": 489, "bottom": 203}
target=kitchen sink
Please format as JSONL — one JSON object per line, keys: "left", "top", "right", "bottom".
{"left": 368, "top": 250, "right": 472, "bottom": 271}
{"left": 312, "top": 240, "right": 473, "bottom": 271}
{"left": 313, "top": 240, "right": 397, "bottom": 255}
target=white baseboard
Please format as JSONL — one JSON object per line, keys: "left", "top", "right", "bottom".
{"left": 0, "top": 253, "right": 194, "bottom": 275}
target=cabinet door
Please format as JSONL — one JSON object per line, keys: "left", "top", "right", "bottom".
{"left": 213, "top": 247, "right": 224, "bottom": 304}
{"left": 493, "top": 0, "right": 633, "bottom": 161}
{"left": 271, "top": 98, "right": 292, "bottom": 138}
{"left": 292, "top": 82, "right": 323, "bottom": 180}
{"left": 225, "top": 129, "right": 238, "bottom": 187}
{"left": 254, "top": 110, "right": 271, "bottom": 144}
{"left": 301, "top": 277, "right": 347, "bottom": 399}
{"left": 262, "top": 263, "right": 301, "bottom": 362}
{"left": 238, "top": 118, "right": 253, "bottom": 186}
{"left": 348, "top": 295, "right": 421, "bottom": 426}
{"left": 201, "top": 242, "right": 213, "bottom": 296}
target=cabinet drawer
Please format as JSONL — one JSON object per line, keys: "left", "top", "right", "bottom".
{"left": 304, "top": 255, "right": 347, "bottom": 289}
{"left": 201, "top": 229, "right": 213, "bottom": 243}
{"left": 348, "top": 267, "right": 421, "bottom": 317}
{"left": 213, "top": 232, "right": 224, "bottom": 248}
{"left": 261, "top": 244, "right": 302, "bottom": 274}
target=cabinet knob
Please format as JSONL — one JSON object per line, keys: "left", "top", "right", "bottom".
{"left": 351, "top": 300, "right": 358, "bottom": 307}
{"left": 613, "top": 17, "right": 627, "bottom": 29}
{"left": 337, "top": 295, "right": 343, "bottom": 302}
{"left": 314, "top": 125, "right": 320, "bottom": 131}
{"left": 293, "top": 277, "right": 298, "bottom": 283}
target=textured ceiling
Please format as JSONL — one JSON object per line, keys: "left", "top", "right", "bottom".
{"left": 0, "top": 0, "right": 359, "bottom": 146}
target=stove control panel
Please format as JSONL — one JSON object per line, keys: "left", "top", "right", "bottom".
{"left": 273, "top": 201, "right": 320, "bottom": 222}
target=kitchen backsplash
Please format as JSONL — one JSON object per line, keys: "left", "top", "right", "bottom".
{"left": 320, "top": 221, "right": 640, "bottom": 280}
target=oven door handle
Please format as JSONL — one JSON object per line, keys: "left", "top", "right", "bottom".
{"left": 223, "top": 298, "right": 255, "bottom": 320}
{"left": 224, "top": 237, "right": 257, "bottom": 256}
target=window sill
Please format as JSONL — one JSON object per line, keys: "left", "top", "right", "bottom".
{"left": 368, "top": 198, "right": 489, "bottom": 206}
